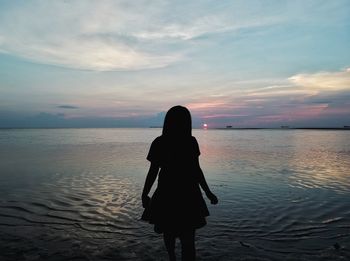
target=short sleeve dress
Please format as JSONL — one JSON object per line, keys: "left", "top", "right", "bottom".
{"left": 141, "top": 135, "right": 210, "bottom": 234}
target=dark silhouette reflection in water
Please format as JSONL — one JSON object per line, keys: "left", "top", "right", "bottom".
{"left": 141, "top": 106, "right": 218, "bottom": 261}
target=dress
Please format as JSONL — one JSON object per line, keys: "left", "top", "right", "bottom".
{"left": 141, "top": 135, "right": 210, "bottom": 234}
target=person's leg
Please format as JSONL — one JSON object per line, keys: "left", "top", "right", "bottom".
{"left": 179, "top": 229, "right": 196, "bottom": 261}
{"left": 163, "top": 232, "right": 176, "bottom": 261}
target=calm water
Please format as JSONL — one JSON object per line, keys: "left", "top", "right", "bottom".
{"left": 0, "top": 128, "right": 349, "bottom": 260}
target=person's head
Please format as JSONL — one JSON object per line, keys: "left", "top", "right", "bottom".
{"left": 162, "top": 105, "right": 192, "bottom": 137}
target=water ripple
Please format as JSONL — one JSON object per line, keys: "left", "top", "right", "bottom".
{"left": 1, "top": 129, "right": 350, "bottom": 260}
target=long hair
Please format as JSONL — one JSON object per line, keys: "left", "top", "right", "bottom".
{"left": 162, "top": 106, "right": 192, "bottom": 137}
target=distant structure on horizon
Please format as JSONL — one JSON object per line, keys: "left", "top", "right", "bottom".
{"left": 226, "top": 125, "right": 232, "bottom": 129}
{"left": 280, "top": 125, "right": 290, "bottom": 129}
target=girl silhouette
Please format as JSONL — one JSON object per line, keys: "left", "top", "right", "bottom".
{"left": 141, "top": 105, "right": 218, "bottom": 261}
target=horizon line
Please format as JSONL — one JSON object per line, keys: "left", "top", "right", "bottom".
{"left": 0, "top": 127, "right": 349, "bottom": 130}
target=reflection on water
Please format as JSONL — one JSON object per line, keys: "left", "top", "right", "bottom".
{"left": 287, "top": 132, "right": 350, "bottom": 193}
{"left": 0, "top": 129, "right": 349, "bottom": 260}
{"left": 197, "top": 129, "right": 350, "bottom": 193}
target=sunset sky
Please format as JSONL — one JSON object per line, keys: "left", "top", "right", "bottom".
{"left": 0, "top": 0, "right": 349, "bottom": 128}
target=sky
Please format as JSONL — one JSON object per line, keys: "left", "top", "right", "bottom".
{"left": 0, "top": 0, "right": 349, "bottom": 128}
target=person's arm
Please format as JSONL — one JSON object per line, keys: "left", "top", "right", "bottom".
{"left": 141, "top": 162, "right": 159, "bottom": 207}
{"left": 195, "top": 158, "right": 218, "bottom": 204}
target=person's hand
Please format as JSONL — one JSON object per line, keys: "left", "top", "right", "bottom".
{"left": 142, "top": 194, "right": 151, "bottom": 208}
{"left": 206, "top": 191, "right": 218, "bottom": 205}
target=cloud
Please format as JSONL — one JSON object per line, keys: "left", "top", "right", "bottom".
{"left": 1, "top": 1, "right": 349, "bottom": 128}
{"left": 57, "top": 105, "right": 79, "bottom": 109}
{"left": 0, "top": 110, "right": 167, "bottom": 128}
{"left": 0, "top": 34, "right": 181, "bottom": 71}
{"left": 234, "top": 69, "right": 348, "bottom": 100}
{"left": 3, "top": 66, "right": 346, "bottom": 128}
{"left": 183, "top": 67, "right": 350, "bottom": 127}
{"left": 289, "top": 68, "right": 350, "bottom": 91}
{"left": 0, "top": 1, "right": 282, "bottom": 71}
{"left": 0, "top": 1, "right": 181, "bottom": 71}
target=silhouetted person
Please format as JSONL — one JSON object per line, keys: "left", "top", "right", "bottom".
{"left": 141, "top": 105, "right": 218, "bottom": 261}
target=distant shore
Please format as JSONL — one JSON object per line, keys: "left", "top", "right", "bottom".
{"left": 213, "top": 127, "right": 350, "bottom": 130}
{"left": 0, "top": 126, "right": 350, "bottom": 130}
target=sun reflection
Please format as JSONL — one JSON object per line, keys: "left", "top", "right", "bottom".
{"left": 286, "top": 131, "right": 350, "bottom": 193}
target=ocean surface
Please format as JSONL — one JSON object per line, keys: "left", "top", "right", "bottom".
{"left": 0, "top": 128, "right": 349, "bottom": 261}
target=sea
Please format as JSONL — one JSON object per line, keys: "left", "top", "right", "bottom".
{"left": 0, "top": 128, "right": 349, "bottom": 261}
